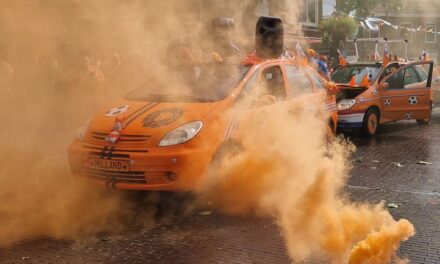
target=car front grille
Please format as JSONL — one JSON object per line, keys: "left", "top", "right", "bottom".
{"left": 90, "top": 131, "right": 151, "bottom": 143}
{"left": 82, "top": 167, "right": 146, "bottom": 184}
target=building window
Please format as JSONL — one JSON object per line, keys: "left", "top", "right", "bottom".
{"left": 300, "top": 0, "right": 319, "bottom": 26}
{"left": 425, "top": 24, "right": 436, "bottom": 43}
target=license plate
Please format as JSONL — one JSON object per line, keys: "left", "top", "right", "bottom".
{"left": 86, "top": 158, "right": 130, "bottom": 172}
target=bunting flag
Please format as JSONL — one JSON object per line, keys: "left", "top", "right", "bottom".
{"left": 348, "top": 75, "right": 356, "bottom": 86}
{"left": 360, "top": 72, "right": 372, "bottom": 87}
{"left": 337, "top": 49, "right": 348, "bottom": 66}
{"left": 362, "top": 17, "right": 440, "bottom": 35}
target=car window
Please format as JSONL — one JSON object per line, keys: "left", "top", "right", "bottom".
{"left": 414, "top": 66, "right": 428, "bottom": 82}
{"left": 404, "top": 66, "right": 428, "bottom": 89}
{"left": 242, "top": 69, "right": 259, "bottom": 92}
{"left": 403, "top": 67, "right": 419, "bottom": 87}
{"left": 285, "top": 65, "right": 313, "bottom": 96}
{"left": 386, "top": 70, "right": 404, "bottom": 89}
{"left": 236, "top": 69, "right": 259, "bottom": 103}
{"left": 379, "top": 63, "right": 400, "bottom": 82}
{"left": 260, "top": 66, "right": 286, "bottom": 99}
{"left": 306, "top": 70, "right": 326, "bottom": 91}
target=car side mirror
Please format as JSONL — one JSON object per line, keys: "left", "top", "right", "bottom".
{"left": 380, "top": 82, "right": 389, "bottom": 90}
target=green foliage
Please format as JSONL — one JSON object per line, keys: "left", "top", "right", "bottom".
{"left": 320, "top": 15, "right": 357, "bottom": 65}
{"left": 320, "top": 15, "right": 357, "bottom": 50}
{"left": 335, "top": 0, "right": 402, "bottom": 17}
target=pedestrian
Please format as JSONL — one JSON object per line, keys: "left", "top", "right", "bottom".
{"left": 306, "top": 48, "right": 317, "bottom": 66}
{"left": 317, "top": 55, "right": 331, "bottom": 81}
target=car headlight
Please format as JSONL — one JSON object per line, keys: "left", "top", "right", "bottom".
{"left": 75, "top": 119, "right": 91, "bottom": 141}
{"left": 158, "top": 121, "right": 203, "bottom": 147}
{"left": 337, "top": 99, "right": 356, "bottom": 111}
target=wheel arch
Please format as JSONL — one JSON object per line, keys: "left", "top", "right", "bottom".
{"left": 210, "top": 138, "right": 243, "bottom": 165}
{"left": 328, "top": 115, "right": 336, "bottom": 134}
{"left": 366, "top": 105, "right": 381, "bottom": 122}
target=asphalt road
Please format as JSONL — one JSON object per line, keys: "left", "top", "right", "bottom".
{"left": 1, "top": 108, "right": 440, "bottom": 264}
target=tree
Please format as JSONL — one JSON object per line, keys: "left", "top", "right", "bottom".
{"left": 320, "top": 15, "right": 357, "bottom": 64}
{"left": 335, "top": 0, "right": 402, "bottom": 17}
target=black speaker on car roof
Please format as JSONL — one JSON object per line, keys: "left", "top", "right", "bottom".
{"left": 255, "top": 16, "right": 284, "bottom": 59}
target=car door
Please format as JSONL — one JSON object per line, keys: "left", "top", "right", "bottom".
{"left": 380, "top": 61, "right": 433, "bottom": 121}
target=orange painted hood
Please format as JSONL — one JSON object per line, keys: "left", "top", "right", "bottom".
{"left": 85, "top": 100, "right": 222, "bottom": 147}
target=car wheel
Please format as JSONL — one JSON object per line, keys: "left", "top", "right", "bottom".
{"left": 201, "top": 140, "right": 243, "bottom": 210}
{"left": 417, "top": 102, "right": 432, "bottom": 125}
{"left": 209, "top": 140, "right": 243, "bottom": 177}
{"left": 361, "top": 108, "right": 380, "bottom": 137}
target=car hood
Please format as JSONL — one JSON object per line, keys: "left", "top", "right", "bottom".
{"left": 335, "top": 84, "right": 369, "bottom": 101}
{"left": 85, "top": 100, "right": 221, "bottom": 147}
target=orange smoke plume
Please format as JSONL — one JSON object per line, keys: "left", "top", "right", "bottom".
{"left": 199, "top": 103, "right": 414, "bottom": 263}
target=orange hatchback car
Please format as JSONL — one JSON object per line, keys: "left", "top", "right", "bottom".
{"left": 333, "top": 60, "right": 433, "bottom": 136}
{"left": 68, "top": 16, "right": 337, "bottom": 192}
{"left": 68, "top": 57, "right": 337, "bottom": 191}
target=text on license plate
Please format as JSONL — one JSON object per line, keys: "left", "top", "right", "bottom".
{"left": 87, "top": 159, "right": 130, "bottom": 171}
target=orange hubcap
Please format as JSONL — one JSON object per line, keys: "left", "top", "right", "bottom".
{"left": 368, "top": 114, "right": 377, "bottom": 134}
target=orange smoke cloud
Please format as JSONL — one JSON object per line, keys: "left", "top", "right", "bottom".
{"left": 199, "top": 104, "right": 414, "bottom": 263}
{"left": 349, "top": 219, "right": 414, "bottom": 264}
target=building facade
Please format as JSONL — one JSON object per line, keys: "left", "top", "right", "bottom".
{"left": 372, "top": 0, "right": 440, "bottom": 61}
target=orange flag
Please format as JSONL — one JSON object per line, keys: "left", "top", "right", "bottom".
{"left": 348, "top": 75, "right": 356, "bottom": 86}
{"left": 337, "top": 49, "right": 348, "bottom": 66}
{"left": 360, "top": 74, "right": 371, "bottom": 86}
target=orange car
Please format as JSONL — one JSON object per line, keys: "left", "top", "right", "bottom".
{"left": 333, "top": 60, "right": 434, "bottom": 136}
{"left": 68, "top": 55, "right": 338, "bottom": 191}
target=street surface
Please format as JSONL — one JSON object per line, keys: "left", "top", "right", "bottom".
{"left": 1, "top": 108, "right": 440, "bottom": 264}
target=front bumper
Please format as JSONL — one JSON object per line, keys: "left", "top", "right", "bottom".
{"left": 68, "top": 140, "right": 214, "bottom": 192}
{"left": 337, "top": 112, "right": 365, "bottom": 129}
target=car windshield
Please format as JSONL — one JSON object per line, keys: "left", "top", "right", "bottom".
{"left": 125, "top": 64, "right": 250, "bottom": 103}
{"left": 332, "top": 65, "right": 382, "bottom": 85}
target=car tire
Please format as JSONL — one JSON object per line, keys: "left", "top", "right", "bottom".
{"left": 201, "top": 140, "right": 244, "bottom": 210}
{"left": 361, "top": 108, "right": 380, "bottom": 137}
